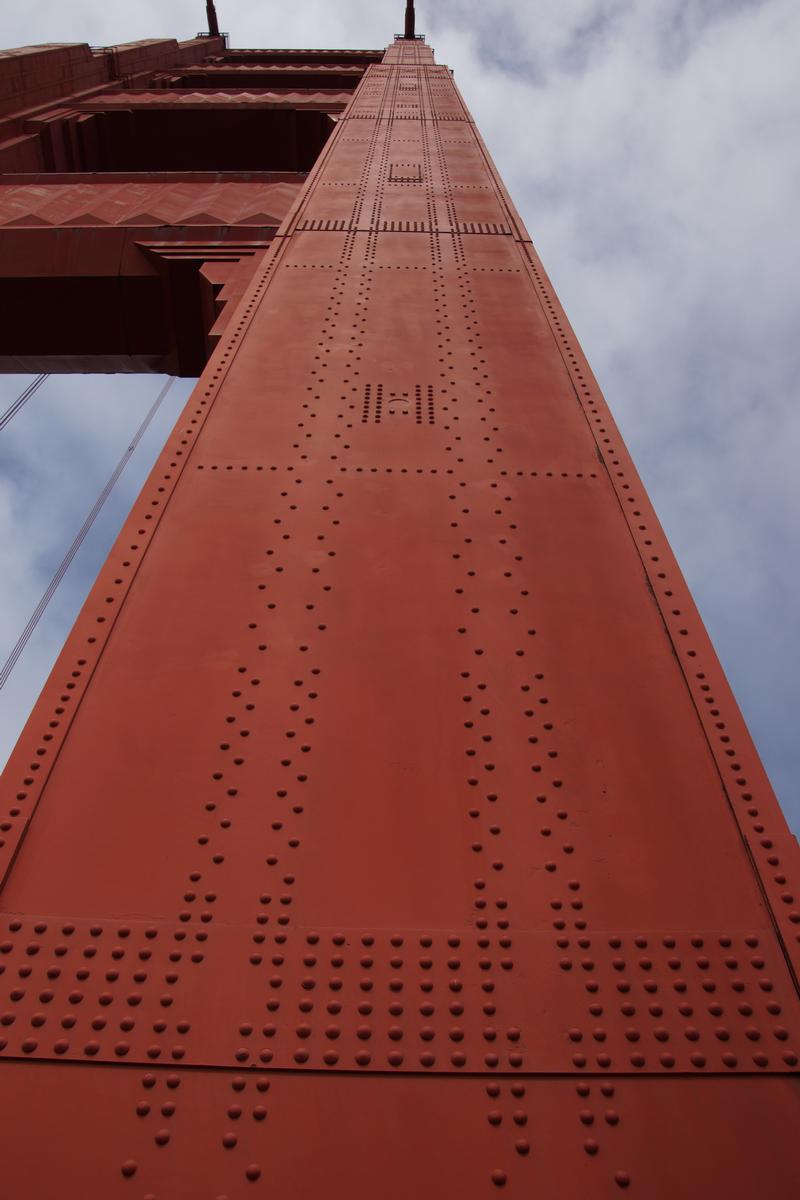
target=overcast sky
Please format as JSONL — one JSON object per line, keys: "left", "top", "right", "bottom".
{"left": 1, "top": 1, "right": 798, "bottom": 835}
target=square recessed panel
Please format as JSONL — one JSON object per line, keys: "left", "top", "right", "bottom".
{"left": 389, "top": 161, "right": 423, "bottom": 183}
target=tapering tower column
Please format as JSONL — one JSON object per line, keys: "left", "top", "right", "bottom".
{"left": 206, "top": 1, "right": 221, "bottom": 39}
{"left": 405, "top": 1, "right": 416, "bottom": 40}
{"left": 0, "top": 13, "right": 797, "bottom": 1200}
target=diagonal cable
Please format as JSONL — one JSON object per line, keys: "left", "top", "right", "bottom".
{"left": 0, "top": 374, "right": 49, "bottom": 433}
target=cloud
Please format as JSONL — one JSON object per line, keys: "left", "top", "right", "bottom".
{"left": 1, "top": 0, "right": 798, "bottom": 834}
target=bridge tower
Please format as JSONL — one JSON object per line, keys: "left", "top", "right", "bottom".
{"left": 0, "top": 6, "right": 797, "bottom": 1196}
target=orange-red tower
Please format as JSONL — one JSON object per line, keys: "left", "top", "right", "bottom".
{"left": 0, "top": 10, "right": 798, "bottom": 1197}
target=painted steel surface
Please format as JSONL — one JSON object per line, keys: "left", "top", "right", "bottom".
{"left": 0, "top": 173, "right": 305, "bottom": 373}
{"left": 0, "top": 31, "right": 798, "bottom": 1199}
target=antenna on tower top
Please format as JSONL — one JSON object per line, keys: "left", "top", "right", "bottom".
{"left": 404, "top": 1, "right": 416, "bottom": 40}
{"left": 206, "top": 0, "right": 220, "bottom": 38}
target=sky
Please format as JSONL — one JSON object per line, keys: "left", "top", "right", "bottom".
{"left": 0, "top": 0, "right": 798, "bottom": 835}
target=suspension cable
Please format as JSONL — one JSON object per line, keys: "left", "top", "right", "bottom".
{"left": 0, "top": 374, "right": 49, "bottom": 433}
{"left": 0, "top": 376, "right": 176, "bottom": 691}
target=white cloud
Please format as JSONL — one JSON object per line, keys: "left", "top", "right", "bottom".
{"left": 1, "top": 0, "right": 798, "bottom": 831}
